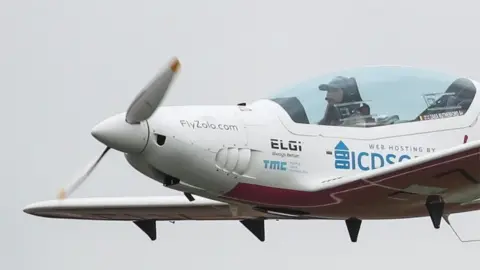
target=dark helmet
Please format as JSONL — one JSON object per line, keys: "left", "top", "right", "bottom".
{"left": 319, "top": 76, "right": 363, "bottom": 103}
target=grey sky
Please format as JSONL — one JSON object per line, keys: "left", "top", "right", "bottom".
{"left": 4, "top": 0, "right": 480, "bottom": 269}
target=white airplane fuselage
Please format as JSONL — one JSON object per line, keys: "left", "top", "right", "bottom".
{"left": 121, "top": 96, "right": 480, "bottom": 220}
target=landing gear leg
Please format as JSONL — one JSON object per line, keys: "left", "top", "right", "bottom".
{"left": 345, "top": 217, "right": 362, "bottom": 242}
{"left": 184, "top": 192, "right": 195, "bottom": 202}
{"left": 425, "top": 195, "right": 444, "bottom": 229}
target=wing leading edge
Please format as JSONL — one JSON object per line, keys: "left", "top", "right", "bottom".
{"left": 305, "top": 140, "right": 480, "bottom": 196}
{"left": 23, "top": 195, "right": 283, "bottom": 242}
{"left": 22, "top": 195, "right": 278, "bottom": 221}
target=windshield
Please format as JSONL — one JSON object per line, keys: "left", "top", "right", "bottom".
{"left": 269, "top": 66, "right": 477, "bottom": 128}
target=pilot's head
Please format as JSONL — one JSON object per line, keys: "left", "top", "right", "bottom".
{"left": 319, "top": 76, "right": 363, "bottom": 105}
{"left": 318, "top": 76, "right": 349, "bottom": 105}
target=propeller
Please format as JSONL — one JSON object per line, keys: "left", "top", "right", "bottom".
{"left": 57, "top": 146, "right": 111, "bottom": 199}
{"left": 126, "top": 58, "right": 181, "bottom": 124}
{"left": 56, "top": 57, "right": 181, "bottom": 200}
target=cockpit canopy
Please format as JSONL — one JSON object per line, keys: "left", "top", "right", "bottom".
{"left": 269, "top": 66, "right": 477, "bottom": 128}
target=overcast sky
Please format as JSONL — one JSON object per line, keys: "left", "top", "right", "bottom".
{"left": 4, "top": 0, "right": 480, "bottom": 269}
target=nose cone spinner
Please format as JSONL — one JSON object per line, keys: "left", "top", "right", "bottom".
{"left": 91, "top": 113, "right": 149, "bottom": 153}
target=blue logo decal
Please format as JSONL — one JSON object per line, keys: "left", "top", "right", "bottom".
{"left": 263, "top": 160, "right": 287, "bottom": 171}
{"left": 334, "top": 140, "right": 411, "bottom": 171}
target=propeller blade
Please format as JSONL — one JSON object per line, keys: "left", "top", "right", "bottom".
{"left": 57, "top": 146, "right": 110, "bottom": 200}
{"left": 125, "top": 57, "right": 180, "bottom": 124}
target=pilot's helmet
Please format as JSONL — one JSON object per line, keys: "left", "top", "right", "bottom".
{"left": 319, "top": 76, "right": 362, "bottom": 103}
{"left": 453, "top": 78, "right": 476, "bottom": 99}
{"left": 319, "top": 76, "right": 349, "bottom": 91}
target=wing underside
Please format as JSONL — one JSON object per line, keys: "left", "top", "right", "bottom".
{"left": 23, "top": 196, "right": 287, "bottom": 242}
{"left": 23, "top": 196, "right": 278, "bottom": 221}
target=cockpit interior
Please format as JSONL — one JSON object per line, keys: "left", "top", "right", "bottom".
{"left": 269, "top": 66, "right": 477, "bottom": 128}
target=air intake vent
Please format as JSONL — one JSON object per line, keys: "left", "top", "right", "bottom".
{"left": 215, "top": 147, "right": 252, "bottom": 175}
{"left": 155, "top": 134, "right": 166, "bottom": 146}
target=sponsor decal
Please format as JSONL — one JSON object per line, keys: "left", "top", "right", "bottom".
{"left": 419, "top": 110, "right": 464, "bottom": 121}
{"left": 262, "top": 160, "right": 308, "bottom": 174}
{"left": 270, "top": 138, "right": 302, "bottom": 158}
{"left": 333, "top": 140, "right": 435, "bottom": 171}
{"left": 287, "top": 161, "right": 308, "bottom": 174}
{"left": 367, "top": 143, "right": 436, "bottom": 153}
{"left": 179, "top": 120, "right": 239, "bottom": 131}
{"left": 263, "top": 160, "right": 287, "bottom": 171}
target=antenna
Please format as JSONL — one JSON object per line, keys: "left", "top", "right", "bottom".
{"left": 443, "top": 215, "right": 480, "bottom": 243}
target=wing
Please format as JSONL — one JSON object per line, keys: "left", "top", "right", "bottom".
{"left": 303, "top": 139, "right": 480, "bottom": 222}
{"left": 23, "top": 196, "right": 273, "bottom": 221}
{"left": 322, "top": 139, "right": 480, "bottom": 204}
{"left": 23, "top": 195, "right": 287, "bottom": 242}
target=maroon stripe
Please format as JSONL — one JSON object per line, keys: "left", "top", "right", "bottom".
{"left": 222, "top": 146, "right": 480, "bottom": 207}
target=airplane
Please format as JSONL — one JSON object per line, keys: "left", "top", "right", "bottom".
{"left": 23, "top": 58, "right": 480, "bottom": 243}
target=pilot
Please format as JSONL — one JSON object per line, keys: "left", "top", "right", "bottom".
{"left": 317, "top": 76, "right": 364, "bottom": 125}
{"left": 419, "top": 77, "right": 476, "bottom": 120}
